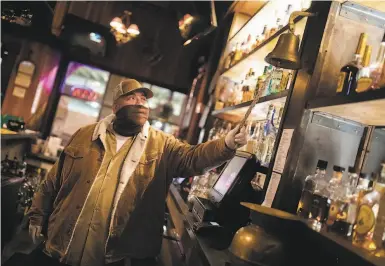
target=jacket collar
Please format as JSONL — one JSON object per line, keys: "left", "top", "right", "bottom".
{"left": 92, "top": 114, "right": 150, "bottom": 142}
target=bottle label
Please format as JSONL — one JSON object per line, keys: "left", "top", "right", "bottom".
{"left": 336, "top": 72, "right": 346, "bottom": 93}
{"left": 355, "top": 77, "right": 372, "bottom": 93}
{"left": 355, "top": 204, "right": 376, "bottom": 235}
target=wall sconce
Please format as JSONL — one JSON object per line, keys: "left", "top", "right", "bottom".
{"left": 110, "top": 10, "right": 140, "bottom": 45}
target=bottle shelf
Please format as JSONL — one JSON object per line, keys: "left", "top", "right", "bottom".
{"left": 221, "top": 16, "right": 308, "bottom": 83}
{"left": 307, "top": 89, "right": 385, "bottom": 126}
{"left": 212, "top": 90, "right": 288, "bottom": 123}
{"left": 305, "top": 224, "right": 385, "bottom": 266}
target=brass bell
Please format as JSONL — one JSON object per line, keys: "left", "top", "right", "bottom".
{"left": 265, "top": 32, "right": 301, "bottom": 70}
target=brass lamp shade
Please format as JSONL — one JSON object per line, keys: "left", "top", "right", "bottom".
{"left": 265, "top": 32, "right": 301, "bottom": 70}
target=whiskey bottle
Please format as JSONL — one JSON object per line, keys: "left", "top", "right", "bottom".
{"left": 336, "top": 33, "right": 367, "bottom": 95}
{"left": 297, "top": 160, "right": 328, "bottom": 219}
{"left": 356, "top": 45, "right": 372, "bottom": 93}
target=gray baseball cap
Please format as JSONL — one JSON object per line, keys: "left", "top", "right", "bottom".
{"left": 113, "top": 79, "right": 153, "bottom": 102}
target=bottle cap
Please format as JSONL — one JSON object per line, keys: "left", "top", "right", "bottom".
{"left": 333, "top": 165, "right": 345, "bottom": 172}
{"left": 362, "top": 45, "right": 372, "bottom": 67}
{"left": 317, "top": 160, "right": 328, "bottom": 170}
{"left": 359, "top": 172, "right": 373, "bottom": 180}
{"left": 348, "top": 166, "right": 356, "bottom": 173}
{"left": 355, "top": 33, "right": 368, "bottom": 57}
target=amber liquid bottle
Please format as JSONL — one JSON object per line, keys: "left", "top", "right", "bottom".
{"left": 336, "top": 33, "right": 367, "bottom": 96}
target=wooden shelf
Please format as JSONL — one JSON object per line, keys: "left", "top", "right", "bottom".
{"left": 212, "top": 90, "right": 288, "bottom": 123}
{"left": 221, "top": 17, "right": 308, "bottom": 83}
{"left": 307, "top": 89, "right": 385, "bottom": 126}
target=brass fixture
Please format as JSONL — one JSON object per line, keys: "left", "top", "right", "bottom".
{"left": 265, "top": 11, "right": 316, "bottom": 70}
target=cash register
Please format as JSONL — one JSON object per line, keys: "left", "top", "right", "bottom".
{"left": 191, "top": 151, "right": 267, "bottom": 247}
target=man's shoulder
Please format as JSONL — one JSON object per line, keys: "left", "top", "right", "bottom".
{"left": 69, "top": 123, "right": 97, "bottom": 144}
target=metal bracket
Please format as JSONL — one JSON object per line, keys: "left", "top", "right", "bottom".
{"left": 340, "top": 1, "right": 385, "bottom": 29}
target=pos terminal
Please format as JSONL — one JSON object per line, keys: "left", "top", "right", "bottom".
{"left": 191, "top": 151, "right": 267, "bottom": 245}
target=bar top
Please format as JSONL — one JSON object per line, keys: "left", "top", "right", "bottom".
{"left": 169, "top": 184, "right": 385, "bottom": 266}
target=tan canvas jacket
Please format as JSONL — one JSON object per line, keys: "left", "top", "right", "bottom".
{"left": 28, "top": 122, "right": 235, "bottom": 261}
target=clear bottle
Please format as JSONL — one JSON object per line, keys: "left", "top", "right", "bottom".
{"left": 336, "top": 33, "right": 367, "bottom": 95}
{"left": 310, "top": 166, "right": 345, "bottom": 224}
{"left": 326, "top": 166, "right": 346, "bottom": 197}
{"left": 297, "top": 160, "right": 328, "bottom": 219}
{"left": 264, "top": 106, "right": 278, "bottom": 164}
{"left": 208, "top": 119, "right": 219, "bottom": 141}
{"left": 346, "top": 166, "right": 360, "bottom": 196}
{"left": 353, "top": 165, "right": 385, "bottom": 251}
{"left": 327, "top": 166, "right": 358, "bottom": 238}
{"left": 355, "top": 45, "right": 373, "bottom": 93}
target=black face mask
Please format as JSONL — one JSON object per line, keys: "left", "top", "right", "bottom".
{"left": 113, "top": 105, "right": 149, "bottom": 136}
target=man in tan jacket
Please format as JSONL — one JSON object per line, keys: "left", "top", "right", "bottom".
{"left": 28, "top": 79, "right": 247, "bottom": 266}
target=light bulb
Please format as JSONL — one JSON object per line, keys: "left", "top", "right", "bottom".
{"left": 110, "top": 17, "right": 123, "bottom": 29}
{"left": 127, "top": 24, "right": 140, "bottom": 35}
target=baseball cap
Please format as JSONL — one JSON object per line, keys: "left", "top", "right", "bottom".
{"left": 113, "top": 79, "right": 154, "bottom": 102}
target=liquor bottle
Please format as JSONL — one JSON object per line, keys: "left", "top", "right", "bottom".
{"left": 336, "top": 33, "right": 367, "bottom": 95}
{"left": 353, "top": 165, "right": 385, "bottom": 251}
{"left": 244, "top": 121, "right": 254, "bottom": 153}
{"left": 245, "top": 34, "right": 254, "bottom": 54}
{"left": 310, "top": 167, "right": 345, "bottom": 224}
{"left": 269, "top": 67, "right": 284, "bottom": 94}
{"left": 12, "top": 156, "right": 19, "bottom": 176}
{"left": 327, "top": 166, "right": 346, "bottom": 197}
{"left": 224, "top": 46, "right": 236, "bottom": 70}
{"left": 250, "top": 122, "right": 261, "bottom": 155}
{"left": 326, "top": 167, "right": 359, "bottom": 238}
{"left": 241, "top": 70, "right": 250, "bottom": 102}
{"left": 233, "top": 43, "right": 243, "bottom": 63}
{"left": 260, "top": 25, "right": 268, "bottom": 44}
{"left": 346, "top": 166, "right": 360, "bottom": 196}
{"left": 297, "top": 160, "right": 328, "bottom": 219}
{"left": 262, "top": 65, "right": 274, "bottom": 97}
{"left": 18, "top": 155, "right": 27, "bottom": 178}
{"left": 256, "top": 66, "right": 269, "bottom": 96}
{"left": 1, "top": 153, "right": 10, "bottom": 175}
{"left": 355, "top": 45, "right": 372, "bottom": 93}
{"left": 282, "top": 4, "right": 293, "bottom": 27}
{"left": 269, "top": 18, "right": 281, "bottom": 37}
{"left": 255, "top": 122, "right": 265, "bottom": 161}
{"left": 208, "top": 119, "right": 220, "bottom": 140}
{"left": 264, "top": 106, "right": 278, "bottom": 164}
{"left": 369, "top": 34, "right": 385, "bottom": 90}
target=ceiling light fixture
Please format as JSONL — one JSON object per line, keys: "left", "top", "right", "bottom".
{"left": 110, "top": 10, "right": 140, "bottom": 45}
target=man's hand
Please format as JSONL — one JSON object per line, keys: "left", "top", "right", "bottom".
{"left": 225, "top": 125, "right": 248, "bottom": 150}
{"left": 29, "top": 224, "right": 45, "bottom": 244}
